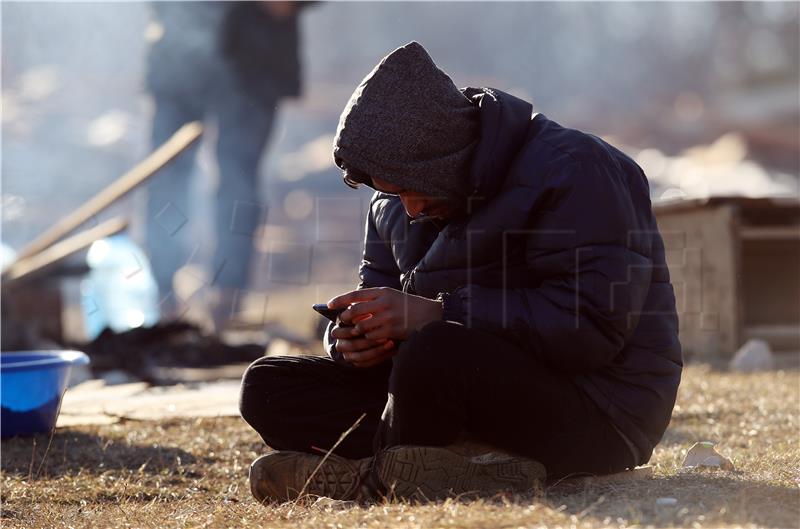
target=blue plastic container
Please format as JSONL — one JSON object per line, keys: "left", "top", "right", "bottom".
{"left": 1, "top": 351, "right": 89, "bottom": 438}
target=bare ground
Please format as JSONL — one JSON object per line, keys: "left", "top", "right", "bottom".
{"left": 1, "top": 364, "right": 798, "bottom": 529}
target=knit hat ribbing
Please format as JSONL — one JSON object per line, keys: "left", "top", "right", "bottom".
{"left": 332, "top": 41, "right": 479, "bottom": 201}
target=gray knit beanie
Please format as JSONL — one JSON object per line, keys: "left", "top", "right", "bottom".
{"left": 332, "top": 41, "right": 479, "bottom": 201}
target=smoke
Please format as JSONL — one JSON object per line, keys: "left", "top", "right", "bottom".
{"left": 2, "top": 1, "right": 797, "bottom": 269}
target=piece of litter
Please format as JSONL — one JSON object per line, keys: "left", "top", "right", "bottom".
{"left": 656, "top": 497, "right": 678, "bottom": 506}
{"left": 681, "top": 441, "right": 735, "bottom": 471}
{"left": 311, "top": 497, "right": 356, "bottom": 510}
{"left": 729, "top": 339, "right": 774, "bottom": 372}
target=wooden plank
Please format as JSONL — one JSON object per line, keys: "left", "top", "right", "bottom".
{"left": 2, "top": 217, "right": 127, "bottom": 283}
{"left": 743, "top": 324, "right": 800, "bottom": 350}
{"left": 655, "top": 204, "right": 740, "bottom": 356}
{"left": 14, "top": 121, "right": 203, "bottom": 261}
{"left": 57, "top": 380, "right": 241, "bottom": 426}
{"left": 739, "top": 226, "right": 800, "bottom": 240}
{"left": 654, "top": 196, "right": 800, "bottom": 216}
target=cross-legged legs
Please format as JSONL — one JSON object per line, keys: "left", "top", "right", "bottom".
{"left": 239, "top": 354, "right": 390, "bottom": 460}
{"left": 240, "top": 320, "right": 637, "bottom": 491}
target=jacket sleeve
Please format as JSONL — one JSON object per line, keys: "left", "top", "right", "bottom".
{"left": 324, "top": 194, "right": 402, "bottom": 364}
{"left": 441, "top": 160, "right": 653, "bottom": 371}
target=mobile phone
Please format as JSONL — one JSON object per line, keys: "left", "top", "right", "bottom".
{"left": 312, "top": 303, "right": 346, "bottom": 322}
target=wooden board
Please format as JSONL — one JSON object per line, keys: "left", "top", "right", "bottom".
{"left": 57, "top": 379, "right": 240, "bottom": 427}
{"left": 655, "top": 203, "right": 740, "bottom": 356}
{"left": 3, "top": 217, "right": 127, "bottom": 283}
{"left": 14, "top": 121, "right": 202, "bottom": 262}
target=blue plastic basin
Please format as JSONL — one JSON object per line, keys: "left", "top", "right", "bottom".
{"left": 1, "top": 350, "right": 89, "bottom": 438}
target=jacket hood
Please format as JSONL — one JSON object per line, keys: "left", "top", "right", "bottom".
{"left": 461, "top": 87, "right": 535, "bottom": 212}
{"left": 332, "top": 42, "right": 480, "bottom": 201}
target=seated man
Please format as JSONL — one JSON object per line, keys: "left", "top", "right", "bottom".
{"left": 239, "top": 41, "right": 682, "bottom": 503}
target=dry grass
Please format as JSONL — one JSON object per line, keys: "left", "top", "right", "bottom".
{"left": 2, "top": 364, "right": 798, "bottom": 528}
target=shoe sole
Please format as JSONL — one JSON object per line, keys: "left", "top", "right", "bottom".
{"left": 376, "top": 446, "right": 545, "bottom": 501}
{"left": 249, "top": 452, "right": 368, "bottom": 503}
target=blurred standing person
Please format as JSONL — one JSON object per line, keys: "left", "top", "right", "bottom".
{"left": 144, "top": 1, "right": 308, "bottom": 328}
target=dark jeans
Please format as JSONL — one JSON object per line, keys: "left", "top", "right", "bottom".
{"left": 239, "top": 321, "right": 636, "bottom": 478}
{"left": 145, "top": 81, "right": 276, "bottom": 305}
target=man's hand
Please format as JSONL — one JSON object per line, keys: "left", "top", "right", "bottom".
{"left": 327, "top": 287, "right": 443, "bottom": 342}
{"left": 330, "top": 321, "right": 396, "bottom": 368}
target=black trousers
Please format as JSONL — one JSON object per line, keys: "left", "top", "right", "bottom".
{"left": 239, "top": 321, "right": 636, "bottom": 478}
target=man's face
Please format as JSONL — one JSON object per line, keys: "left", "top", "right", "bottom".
{"left": 371, "top": 176, "right": 459, "bottom": 221}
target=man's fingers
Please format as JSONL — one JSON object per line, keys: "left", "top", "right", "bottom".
{"left": 352, "top": 345, "right": 397, "bottom": 368}
{"left": 336, "top": 336, "right": 389, "bottom": 354}
{"left": 364, "top": 326, "right": 396, "bottom": 341}
{"left": 327, "top": 288, "right": 382, "bottom": 310}
{"left": 352, "top": 313, "right": 387, "bottom": 334}
{"left": 340, "top": 299, "right": 386, "bottom": 324}
{"left": 331, "top": 323, "right": 366, "bottom": 340}
{"left": 342, "top": 339, "right": 393, "bottom": 359}
{"left": 330, "top": 327, "right": 350, "bottom": 340}
{"left": 352, "top": 355, "right": 392, "bottom": 368}
{"left": 345, "top": 341, "right": 396, "bottom": 366}
{"left": 334, "top": 319, "right": 390, "bottom": 342}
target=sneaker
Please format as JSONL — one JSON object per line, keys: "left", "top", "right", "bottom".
{"left": 375, "top": 445, "right": 546, "bottom": 501}
{"left": 248, "top": 450, "right": 374, "bottom": 503}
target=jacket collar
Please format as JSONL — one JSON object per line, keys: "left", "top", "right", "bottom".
{"left": 461, "top": 87, "right": 534, "bottom": 212}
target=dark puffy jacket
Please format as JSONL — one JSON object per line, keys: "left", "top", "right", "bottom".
{"left": 325, "top": 87, "right": 682, "bottom": 463}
